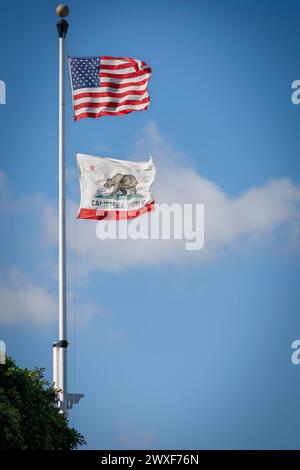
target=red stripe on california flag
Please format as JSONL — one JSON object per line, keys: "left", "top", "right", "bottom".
{"left": 77, "top": 201, "right": 155, "bottom": 220}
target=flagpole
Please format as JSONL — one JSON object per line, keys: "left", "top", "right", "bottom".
{"left": 53, "top": 4, "right": 84, "bottom": 415}
{"left": 54, "top": 4, "right": 69, "bottom": 414}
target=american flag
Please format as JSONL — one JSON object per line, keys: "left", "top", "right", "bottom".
{"left": 69, "top": 56, "right": 151, "bottom": 121}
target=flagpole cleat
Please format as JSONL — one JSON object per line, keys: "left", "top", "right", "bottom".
{"left": 66, "top": 393, "right": 84, "bottom": 410}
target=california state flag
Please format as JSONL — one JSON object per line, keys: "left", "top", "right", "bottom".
{"left": 76, "top": 153, "right": 156, "bottom": 220}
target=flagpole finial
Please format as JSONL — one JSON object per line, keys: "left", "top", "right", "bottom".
{"left": 56, "top": 5, "right": 69, "bottom": 37}
{"left": 56, "top": 4, "right": 69, "bottom": 18}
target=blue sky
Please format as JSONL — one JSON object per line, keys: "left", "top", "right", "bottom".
{"left": 1, "top": 0, "right": 300, "bottom": 449}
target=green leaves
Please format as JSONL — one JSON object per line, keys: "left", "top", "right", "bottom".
{"left": 0, "top": 357, "right": 86, "bottom": 450}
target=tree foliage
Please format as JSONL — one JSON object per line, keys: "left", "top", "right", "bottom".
{"left": 0, "top": 357, "right": 85, "bottom": 450}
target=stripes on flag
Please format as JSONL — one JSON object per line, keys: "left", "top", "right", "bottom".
{"left": 69, "top": 56, "right": 151, "bottom": 121}
{"left": 78, "top": 201, "right": 155, "bottom": 221}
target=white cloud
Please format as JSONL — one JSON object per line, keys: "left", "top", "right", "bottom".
{"left": 0, "top": 269, "right": 57, "bottom": 326}
{"left": 58, "top": 122, "right": 300, "bottom": 273}
{"left": 1, "top": 121, "right": 300, "bottom": 279}
{"left": 0, "top": 122, "right": 299, "bottom": 324}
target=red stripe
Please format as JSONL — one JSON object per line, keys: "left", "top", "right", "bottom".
{"left": 99, "top": 78, "right": 149, "bottom": 89}
{"left": 101, "top": 63, "right": 136, "bottom": 71}
{"left": 74, "top": 89, "right": 147, "bottom": 100}
{"left": 74, "top": 105, "right": 149, "bottom": 121}
{"left": 74, "top": 97, "right": 149, "bottom": 111}
{"left": 101, "top": 58, "right": 144, "bottom": 73}
{"left": 78, "top": 201, "right": 155, "bottom": 220}
{"left": 100, "top": 69, "right": 151, "bottom": 80}
{"left": 101, "top": 56, "right": 131, "bottom": 61}
{"left": 101, "top": 56, "right": 146, "bottom": 67}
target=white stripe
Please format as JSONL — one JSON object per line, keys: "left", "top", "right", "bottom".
{"left": 75, "top": 102, "right": 149, "bottom": 116}
{"left": 99, "top": 73, "right": 150, "bottom": 85}
{"left": 73, "top": 83, "right": 148, "bottom": 97}
{"left": 101, "top": 58, "right": 131, "bottom": 66}
{"left": 75, "top": 92, "right": 149, "bottom": 106}
{"left": 94, "top": 84, "right": 147, "bottom": 93}
{"left": 100, "top": 66, "right": 137, "bottom": 75}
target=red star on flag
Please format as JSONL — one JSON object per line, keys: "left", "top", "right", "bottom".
{"left": 89, "top": 164, "right": 96, "bottom": 172}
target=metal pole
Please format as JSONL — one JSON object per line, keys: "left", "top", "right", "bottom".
{"left": 54, "top": 6, "right": 69, "bottom": 414}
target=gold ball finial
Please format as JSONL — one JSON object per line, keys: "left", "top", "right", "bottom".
{"left": 56, "top": 4, "right": 69, "bottom": 18}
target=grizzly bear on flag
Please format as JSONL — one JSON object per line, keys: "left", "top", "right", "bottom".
{"left": 104, "top": 173, "right": 138, "bottom": 196}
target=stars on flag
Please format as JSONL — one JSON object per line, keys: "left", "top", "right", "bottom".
{"left": 70, "top": 57, "right": 101, "bottom": 90}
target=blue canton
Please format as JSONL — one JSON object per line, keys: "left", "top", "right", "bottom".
{"left": 70, "top": 57, "right": 100, "bottom": 90}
